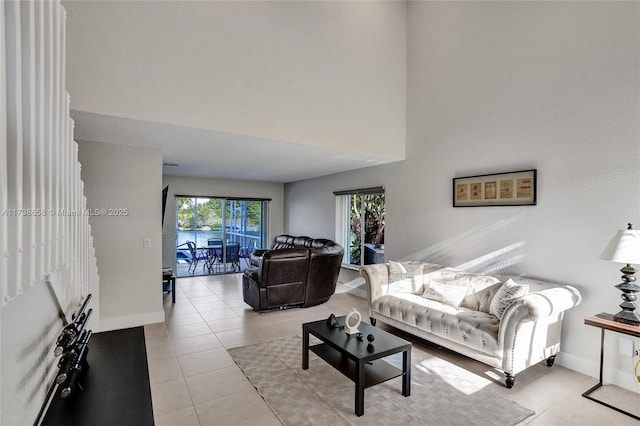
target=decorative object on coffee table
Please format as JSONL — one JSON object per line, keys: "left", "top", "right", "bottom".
{"left": 326, "top": 313, "right": 340, "bottom": 328}
{"left": 599, "top": 223, "right": 640, "bottom": 325}
{"left": 344, "top": 308, "right": 362, "bottom": 335}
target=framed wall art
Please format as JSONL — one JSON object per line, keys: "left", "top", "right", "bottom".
{"left": 453, "top": 169, "right": 537, "bottom": 207}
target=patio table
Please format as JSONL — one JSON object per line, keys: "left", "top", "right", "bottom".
{"left": 200, "top": 244, "right": 223, "bottom": 273}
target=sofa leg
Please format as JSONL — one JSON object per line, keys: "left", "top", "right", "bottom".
{"left": 505, "top": 374, "right": 515, "bottom": 389}
{"left": 370, "top": 317, "right": 376, "bottom": 326}
{"left": 546, "top": 355, "right": 556, "bottom": 367}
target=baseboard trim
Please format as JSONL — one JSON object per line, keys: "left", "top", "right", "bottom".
{"left": 558, "top": 351, "right": 640, "bottom": 394}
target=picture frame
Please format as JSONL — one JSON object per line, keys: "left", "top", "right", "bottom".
{"left": 453, "top": 169, "right": 537, "bottom": 207}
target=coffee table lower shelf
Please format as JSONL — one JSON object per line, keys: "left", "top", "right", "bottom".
{"left": 309, "top": 343, "right": 404, "bottom": 388}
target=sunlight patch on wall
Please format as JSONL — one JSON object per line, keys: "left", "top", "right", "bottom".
{"left": 399, "top": 216, "right": 527, "bottom": 274}
{"left": 455, "top": 241, "right": 526, "bottom": 274}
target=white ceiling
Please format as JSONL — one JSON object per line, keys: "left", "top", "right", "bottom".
{"left": 71, "top": 110, "right": 398, "bottom": 183}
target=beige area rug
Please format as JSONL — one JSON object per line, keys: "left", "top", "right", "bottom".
{"left": 228, "top": 336, "right": 535, "bottom": 426}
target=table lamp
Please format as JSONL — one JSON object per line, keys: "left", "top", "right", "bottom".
{"left": 599, "top": 223, "right": 640, "bottom": 325}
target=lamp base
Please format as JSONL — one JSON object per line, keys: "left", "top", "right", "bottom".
{"left": 613, "top": 310, "right": 640, "bottom": 326}
{"left": 613, "top": 273, "right": 640, "bottom": 326}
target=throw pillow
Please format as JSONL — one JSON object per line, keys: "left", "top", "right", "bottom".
{"left": 489, "top": 279, "right": 529, "bottom": 319}
{"left": 388, "top": 261, "right": 424, "bottom": 294}
{"left": 421, "top": 279, "right": 469, "bottom": 307}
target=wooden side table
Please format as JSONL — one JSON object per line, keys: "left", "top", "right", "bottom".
{"left": 583, "top": 313, "right": 640, "bottom": 420}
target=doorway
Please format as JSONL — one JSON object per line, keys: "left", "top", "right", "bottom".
{"left": 175, "top": 196, "right": 267, "bottom": 277}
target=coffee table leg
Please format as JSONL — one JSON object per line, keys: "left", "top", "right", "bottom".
{"left": 302, "top": 329, "right": 309, "bottom": 370}
{"left": 355, "top": 360, "right": 365, "bottom": 416}
{"left": 402, "top": 348, "right": 411, "bottom": 397}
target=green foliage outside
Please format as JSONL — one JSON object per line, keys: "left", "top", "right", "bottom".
{"left": 177, "top": 197, "right": 262, "bottom": 231}
{"left": 349, "top": 193, "right": 385, "bottom": 265}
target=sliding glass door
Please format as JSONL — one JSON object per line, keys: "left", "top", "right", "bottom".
{"left": 176, "top": 196, "right": 267, "bottom": 277}
{"left": 223, "top": 199, "right": 263, "bottom": 249}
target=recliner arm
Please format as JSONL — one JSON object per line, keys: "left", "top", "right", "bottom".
{"left": 243, "top": 268, "right": 259, "bottom": 283}
{"left": 252, "top": 249, "right": 268, "bottom": 257}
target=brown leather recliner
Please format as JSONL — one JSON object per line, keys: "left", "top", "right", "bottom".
{"left": 242, "top": 236, "right": 344, "bottom": 311}
{"left": 249, "top": 234, "right": 300, "bottom": 267}
{"left": 303, "top": 239, "right": 343, "bottom": 307}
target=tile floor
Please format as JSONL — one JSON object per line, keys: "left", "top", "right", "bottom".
{"left": 146, "top": 274, "right": 639, "bottom": 426}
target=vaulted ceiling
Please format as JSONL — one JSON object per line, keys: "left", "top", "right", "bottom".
{"left": 64, "top": 1, "right": 408, "bottom": 182}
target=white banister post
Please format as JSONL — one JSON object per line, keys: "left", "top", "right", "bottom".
{"left": 44, "top": 0, "right": 53, "bottom": 275}
{"left": 6, "top": 0, "right": 25, "bottom": 299}
{"left": 1, "top": 0, "right": 8, "bottom": 304}
{"left": 20, "top": 0, "right": 37, "bottom": 288}
{"left": 34, "top": 0, "right": 45, "bottom": 283}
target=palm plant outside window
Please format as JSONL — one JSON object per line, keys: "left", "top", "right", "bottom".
{"left": 335, "top": 188, "right": 385, "bottom": 267}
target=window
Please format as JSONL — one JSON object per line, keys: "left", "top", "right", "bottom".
{"left": 335, "top": 187, "right": 385, "bottom": 267}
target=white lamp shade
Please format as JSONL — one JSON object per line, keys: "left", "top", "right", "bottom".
{"left": 600, "top": 229, "right": 640, "bottom": 264}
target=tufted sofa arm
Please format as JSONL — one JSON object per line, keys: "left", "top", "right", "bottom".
{"left": 499, "top": 284, "right": 581, "bottom": 376}
{"left": 359, "top": 263, "right": 390, "bottom": 316}
{"left": 501, "top": 286, "right": 582, "bottom": 325}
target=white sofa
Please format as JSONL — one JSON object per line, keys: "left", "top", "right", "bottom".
{"left": 359, "top": 262, "right": 582, "bottom": 388}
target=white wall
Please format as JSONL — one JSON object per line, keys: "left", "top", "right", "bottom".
{"left": 63, "top": 0, "right": 407, "bottom": 160}
{"left": 78, "top": 141, "right": 164, "bottom": 331}
{"left": 285, "top": 1, "right": 640, "bottom": 391}
{"left": 162, "top": 175, "right": 285, "bottom": 269}
{"left": 1, "top": 277, "right": 70, "bottom": 425}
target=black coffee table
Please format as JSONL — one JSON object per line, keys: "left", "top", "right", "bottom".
{"left": 302, "top": 316, "right": 411, "bottom": 416}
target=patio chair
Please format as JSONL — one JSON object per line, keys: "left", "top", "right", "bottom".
{"left": 186, "top": 241, "right": 208, "bottom": 274}
{"left": 176, "top": 242, "right": 192, "bottom": 263}
{"left": 239, "top": 240, "right": 256, "bottom": 268}
{"left": 223, "top": 242, "right": 241, "bottom": 272}
{"left": 207, "top": 238, "right": 223, "bottom": 261}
